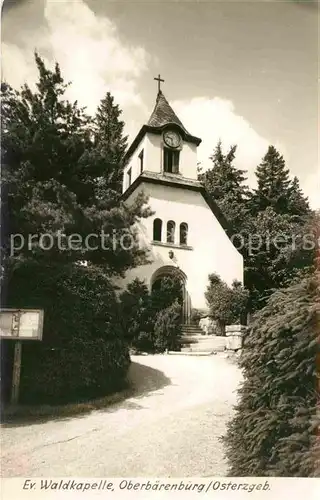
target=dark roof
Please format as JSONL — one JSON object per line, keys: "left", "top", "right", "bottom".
{"left": 147, "top": 91, "right": 190, "bottom": 134}
{"left": 121, "top": 171, "right": 242, "bottom": 253}
{"left": 124, "top": 91, "right": 201, "bottom": 165}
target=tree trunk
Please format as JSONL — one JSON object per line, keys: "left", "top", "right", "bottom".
{"left": 217, "top": 320, "right": 226, "bottom": 336}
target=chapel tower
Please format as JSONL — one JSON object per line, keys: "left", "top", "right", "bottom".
{"left": 119, "top": 79, "right": 243, "bottom": 324}
{"left": 122, "top": 81, "right": 202, "bottom": 194}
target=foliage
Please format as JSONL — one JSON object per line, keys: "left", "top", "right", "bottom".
{"left": 198, "top": 141, "right": 249, "bottom": 232}
{"left": 200, "top": 140, "right": 314, "bottom": 313}
{"left": 205, "top": 273, "right": 249, "bottom": 332}
{"left": 1, "top": 54, "right": 152, "bottom": 403}
{"left": 244, "top": 207, "right": 315, "bottom": 310}
{"left": 249, "top": 146, "right": 291, "bottom": 215}
{"left": 120, "top": 275, "right": 184, "bottom": 353}
{"left": 287, "top": 176, "right": 311, "bottom": 217}
{"left": 244, "top": 147, "right": 314, "bottom": 310}
{"left": 154, "top": 301, "right": 182, "bottom": 353}
{"left": 249, "top": 146, "right": 310, "bottom": 217}
{"left": 19, "top": 337, "right": 130, "bottom": 405}
{"left": 190, "top": 308, "right": 203, "bottom": 325}
{"left": 92, "top": 92, "right": 128, "bottom": 195}
{"left": 1, "top": 53, "right": 151, "bottom": 274}
{"left": 224, "top": 274, "right": 320, "bottom": 476}
{"left": 7, "top": 261, "right": 130, "bottom": 404}
{"left": 151, "top": 275, "right": 183, "bottom": 312}
{"left": 119, "top": 278, "right": 156, "bottom": 353}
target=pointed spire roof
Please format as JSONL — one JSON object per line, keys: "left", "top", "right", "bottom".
{"left": 147, "top": 91, "right": 190, "bottom": 135}
{"left": 124, "top": 90, "right": 201, "bottom": 164}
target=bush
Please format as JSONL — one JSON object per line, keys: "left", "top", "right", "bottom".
{"left": 20, "top": 338, "right": 130, "bottom": 404}
{"left": 6, "top": 261, "right": 130, "bottom": 404}
{"left": 151, "top": 275, "right": 183, "bottom": 312}
{"left": 119, "top": 278, "right": 156, "bottom": 353}
{"left": 205, "top": 273, "right": 249, "bottom": 334}
{"left": 223, "top": 274, "right": 320, "bottom": 476}
{"left": 120, "top": 275, "right": 184, "bottom": 353}
{"left": 154, "top": 301, "right": 182, "bottom": 353}
{"left": 190, "top": 308, "right": 203, "bottom": 325}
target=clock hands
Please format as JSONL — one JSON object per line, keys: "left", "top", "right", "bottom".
{"left": 167, "top": 133, "right": 175, "bottom": 146}
{"left": 164, "top": 131, "right": 180, "bottom": 148}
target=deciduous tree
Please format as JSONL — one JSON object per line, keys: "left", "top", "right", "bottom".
{"left": 205, "top": 273, "right": 249, "bottom": 333}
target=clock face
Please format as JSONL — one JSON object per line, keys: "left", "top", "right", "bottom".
{"left": 163, "top": 130, "right": 181, "bottom": 148}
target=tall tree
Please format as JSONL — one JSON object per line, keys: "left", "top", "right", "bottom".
{"left": 1, "top": 53, "right": 151, "bottom": 275}
{"left": 245, "top": 146, "right": 313, "bottom": 311}
{"left": 90, "top": 92, "right": 128, "bottom": 196}
{"left": 249, "top": 145, "right": 291, "bottom": 215}
{"left": 1, "top": 54, "right": 149, "bottom": 404}
{"left": 199, "top": 143, "right": 314, "bottom": 313}
{"left": 244, "top": 207, "right": 315, "bottom": 311}
{"left": 198, "top": 141, "right": 249, "bottom": 231}
{"left": 287, "top": 175, "right": 311, "bottom": 217}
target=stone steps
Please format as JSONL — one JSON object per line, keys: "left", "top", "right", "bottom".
{"left": 168, "top": 350, "right": 214, "bottom": 356}
{"left": 181, "top": 324, "right": 203, "bottom": 330}
{"left": 179, "top": 323, "right": 227, "bottom": 354}
{"left": 180, "top": 336, "right": 226, "bottom": 354}
{"left": 175, "top": 324, "right": 246, "bottom": 356}
{"left": 181, "top": 325, "right": 204, "bottom": 337}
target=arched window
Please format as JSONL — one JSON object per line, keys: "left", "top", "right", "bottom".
{"left": 180, "top": 223, "right": 188, "bottom": 245}
{"left": 167, "top": 220, "right": 175, "bottom": 244}
{"left": 153, "top": 218, "right": 162, "bottom": 241}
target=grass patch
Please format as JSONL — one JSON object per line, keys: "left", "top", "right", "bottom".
{"left": 1, "top": 383, "right": 134, "bottom": 424}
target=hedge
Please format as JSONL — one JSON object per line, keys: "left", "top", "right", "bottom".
{"left": 224, "top": 273, "right": 320, "bottom": 476}
{"left": 5, "top": 261, "right": 130, "bottom": 404}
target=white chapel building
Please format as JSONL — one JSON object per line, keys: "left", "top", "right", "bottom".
{"left": 119, "top": 86, "right": 243, "bottom": 323}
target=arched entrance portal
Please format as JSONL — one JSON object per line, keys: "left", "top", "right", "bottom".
{"left": 150, "top": 266, "right": 191, "bottom": 324}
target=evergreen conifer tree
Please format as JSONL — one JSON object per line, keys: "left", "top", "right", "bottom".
{"left": 287, "top": 176, "right": 311, "bottom": 217}
{"left": 0, "top": 54, "right": 151, "bottom": 403}
{"left": 244, "top": 207, "right": 315, "bottom": 310}
{"left": 1, "top": 53, "right": 151, "bottom": 274}
{"left": 249, "top": 145, "right": 291, "bottom": 215}
{"left": 198, "top": 141, "right": 249, "bottom": 232}
{"left": 90, "top": 92, "right": 128, "bottom": 196}
{"left": 245, "top": 146, "right": 313, "bottom": 311}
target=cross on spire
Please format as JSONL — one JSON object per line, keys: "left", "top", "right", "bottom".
{"left": 154, "top": 73, "right": 164, "bottom": 93}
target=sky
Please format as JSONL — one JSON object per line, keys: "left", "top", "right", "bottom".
{"left": 2, "top": 0, "right": 319, "bottom": 207}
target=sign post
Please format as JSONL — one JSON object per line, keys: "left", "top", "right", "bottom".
{"left": 11, "top": 341, "right": 22, "bottom": 404}
{"left": 0, "top": 309, "right": 44, "bottom": 405}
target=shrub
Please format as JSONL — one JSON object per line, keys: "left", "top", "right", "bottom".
{"left": 151, "top": 275, "right": 183, "bottom": 312}
{"left": 223, "top": 274, "right": 320, "bottom": 476}
{"left": 120, "top": 275, "right": 184, "bottom": 353}
{"left": 190, "top": 308, "right": 203, "bottom": 325}
{"left": 20, "top": 338, "right": 130, "bottom": 404}
{"left": 154, "top": 301, "right": 182, "bottom": 353}
{"left": 6, "top": 261, "right": 130, "bottom": 404}
{"left": 119, "top": 278, "right": 156, "bottom": 353}
{"left": 205, "top": 273, "right": 249, "bottom": 334}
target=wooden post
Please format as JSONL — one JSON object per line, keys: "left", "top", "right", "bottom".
{"left": 11, "top": 341, "right": 22, "bottom": 405}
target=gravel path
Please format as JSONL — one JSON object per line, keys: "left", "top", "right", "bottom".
{"left": 1, "top": 354, "right": 242, "bottom": 477}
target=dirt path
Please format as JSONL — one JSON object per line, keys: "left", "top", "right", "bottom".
{"left": 1, "top": 354, "right": 242, "bottom": 477}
